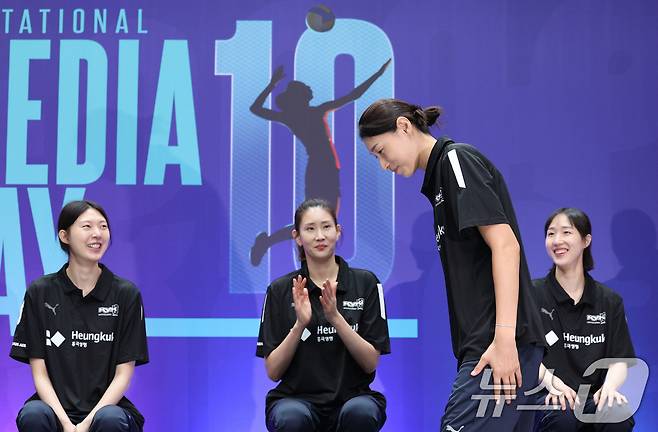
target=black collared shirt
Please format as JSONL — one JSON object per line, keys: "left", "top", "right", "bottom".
{"left": 421, "top": 137, "right": 545, "bottom": 365}
{"left": 533, "top": 270, "right": 636, "bottom": 393}
{"left": 256, "top": 256, "right": 390, "bottom": 411}
{"left": 10, "top": 264, "right": 149, "bottom": 428}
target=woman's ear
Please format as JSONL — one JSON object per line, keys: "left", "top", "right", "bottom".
{"left": 336, "top": 224, "right": 342, "bottom": 237}
{"left": 292, "top": 229, "right": 302, "bottom": 247}
{"left": 396, "top": 116, "right": 411, "bottom": 134}
{"left": 584, "top": 233, "right": 592, "bottom": 248}
{"left": 58, "top": 229, "right": 69, "bottom": 245}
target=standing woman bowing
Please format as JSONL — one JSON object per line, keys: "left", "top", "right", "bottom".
{"left": 11, "top": 200, "right": 149, "bottom": 432}
{"left": 359, "top": 99, "right": 545, "bottom": 430}
{"left": 257, "top": 198, "right": 390, "bottom": 432}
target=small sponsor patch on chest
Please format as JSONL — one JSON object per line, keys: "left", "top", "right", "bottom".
{"left": 343, "top": 298, "right": 364, "bottom": 310}
{"left": 586, "top": 312, "right": 606, "bottom": 325}
{"left": 98, "top": 304, "right": 119, "bottom": 317}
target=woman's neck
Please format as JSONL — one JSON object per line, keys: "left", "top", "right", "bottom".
{"left": 554, "top": 263, "right": 586, "bottom": 304}
{"left": 306, "top": 256, "right": 339, "bottom": 287}
{"left": 66, "top": 257, "right": 102, "bottom": 297}
{"left": 417, "top": 133, "right": 438, "bottom": 171}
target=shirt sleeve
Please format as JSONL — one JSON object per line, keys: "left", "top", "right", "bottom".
{"left": 441, "top": 146, "right": 509, "bottom": 232}
{"left": 606, "top": 297, "right": 636, "bottom": 363}
{"left": 256, "top": 285, "right": 286, "bottom": 358}
{"left": 10, "top": 287, "right": 45, "bottom": 364}
{"left": 117, "top": 290, "right": 149, "bottom": 366}
{"left": 357, "top": 274, "right": 391, "bottom": 355}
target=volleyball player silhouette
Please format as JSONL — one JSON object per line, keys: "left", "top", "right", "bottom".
{"left": 249, "top": 59, "right": 390, "bottom": 266}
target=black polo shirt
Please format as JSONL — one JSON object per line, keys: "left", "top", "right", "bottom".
{"left": 420, "top": 137, "right": 545, "bottom": 366}
{"left": 533, "top": 270, "right": 636, "bottom": 393}
{"left": 256, "top": 256, "right": 390, "bottom": 412}
{"left": 10, "top": 264, "right": 149, "bottom": 428}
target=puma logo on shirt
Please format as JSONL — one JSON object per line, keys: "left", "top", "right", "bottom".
{"left": 45, "top": 302, "right": 60, "bottom": 316}
{"left": 541, "top": 307, "right": 555, "bottom": 321}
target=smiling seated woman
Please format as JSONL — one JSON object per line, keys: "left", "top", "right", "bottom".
{"left": 533, "top": 208, "right": 636, "bottom": 432}
{"left": 11, "top": 200, "right": 149, "bottom": 432}
{"left": 256, "top": 198, "right": 390, "bottom": 432}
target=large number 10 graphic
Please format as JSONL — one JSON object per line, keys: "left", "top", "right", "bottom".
{"left": 216, "top": 19, "right": 395, "bottom": 294}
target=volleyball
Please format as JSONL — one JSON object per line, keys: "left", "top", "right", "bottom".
{"left": 306, "top": 4, "right": 335, "bottom": 32}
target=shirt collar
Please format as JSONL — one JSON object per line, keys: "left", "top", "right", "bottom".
{"left": 58, "top": 263, "right": 113, "bottom": 302}
{"left": 580, "top": 273, "right": 597, "bottom": 306}
{"left": 421, "top": 136, "right": 454, "bottom": 198}
{"left": 300, "top": 256, "right": 349, "bottom": 294}
{"left": 547, "top": 268, "right": 595, "bottom": 307}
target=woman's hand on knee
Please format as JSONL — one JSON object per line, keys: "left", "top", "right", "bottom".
{"left": 594, "top": 386, "right": 629, "bottom": 412}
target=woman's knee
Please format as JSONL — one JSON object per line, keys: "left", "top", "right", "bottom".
{"left": 337, "top": 396, "right": 385, "bottom": 432}
{"left": 267, "top": 399, "right": 316, "bottom": 432}
{"left": 17, "top": 400, "right": 58, "bottom": 432}
{"left": 90, "top": 405, "right": 131, "bottom": 432}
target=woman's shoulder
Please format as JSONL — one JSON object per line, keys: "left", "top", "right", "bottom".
{"left": 111, "top": 274, "right": 139, "bottom": 290}
{"left": 530, "top": 275, "right": 553, "bottom": 305}
{"left": 590, "top": 278, "right": 625, "bottom": 307}
{"left": 268, "top": 269, "right": 303, "bottom": 293}
{"left": 444, "top": 140, "right": 476, "bottom": 151}
{"left": 441, "top": 141, "right": 496, "bottom": 170}
{"left": 110, "top": 273, "right": 142, "bottom": 302}
{"left": 347, "top": 267, "right": 379, "bottom": 283}
{"left": 342, "top": 266, "right": 381, "bottom": 297}
{"left": 442, "top": 141, "right": 484, "bottom": 158}
{"left": 26, "top": 272, "right": 61, "bottom": 296}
